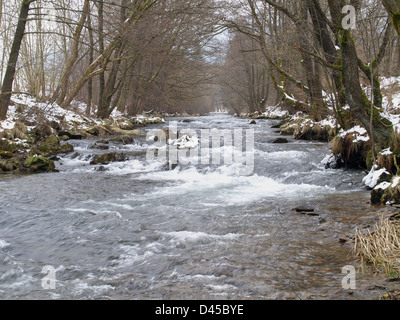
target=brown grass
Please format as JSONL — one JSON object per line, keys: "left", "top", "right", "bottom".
{"left": 0, "top": 121, "right": 28, "bottom": 140}
{"left": 353, "top": 216, "right": 400, "bottom": 278}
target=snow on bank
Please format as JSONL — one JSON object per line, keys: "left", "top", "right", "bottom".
{"left": 262, "top": 105, "right": 289, "bottom": 119}
{"left": 363, "top": 166, "right": 390, "bottom": 189}
{"left": 338, "top": 125, "right": 370, "bottom": 143}
{"left": 0, "top": 94, "right": 164, "bottom": 135}
{"left": 379, "top": 76, "right": 400, "bottom": 132}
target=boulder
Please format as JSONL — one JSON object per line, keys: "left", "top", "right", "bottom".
{"left": 90, "top": 152, "right": 127, "bottom": 165}
{"left": 32, "top": 135, "right": 74, "bottom": 157}
{"left": 85, "top": 125, "right": 112, "bottom": 137}
{"left": 272, "top": 138, "right": 289, "bottom": 144}
{"left": 24, "top": 156, "right": 57, "bottom": 173}
{"left": 109, "top": 135, "right": 134, "bottom": 144}
{"left": 58, "top": 131, "right": 83, "bottom": 140}
{"left": 89, "top": 143, "right": 110, "bottom": 150}
{"left": 371, "top": 183, "right": 389, "bottom": 204}
{"left": 60, "top": 143, "right": 74, "bottom": 154}
{"left": 0, "top": 159, "right": 15, "bottom": 172}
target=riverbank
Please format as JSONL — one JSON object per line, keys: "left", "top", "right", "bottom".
{"left": 0, "top": 94, "right": 168, "bottom": 174}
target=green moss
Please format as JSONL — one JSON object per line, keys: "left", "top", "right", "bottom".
{"left": 392, "top": 11, "right": 400, "bottom": 34}
{"left": 24, "top": 156, "right": 57, "bottom": 173}
{"left": 0, "top": 159, "right": 15, "bottom": 172}
{"left": 60, "top": 143, "right": 74, "bottom": 154}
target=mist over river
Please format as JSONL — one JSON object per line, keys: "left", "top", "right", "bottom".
{"left": 0, "top": 115, "right": 397, "bottom": 300}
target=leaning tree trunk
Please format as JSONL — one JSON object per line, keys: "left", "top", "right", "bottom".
{"left": 328, "top": 0, "right": 392, "bottom": 145}
{"left": 382, "top": 0, "right": 400, "bottom": 35}
{"left": 55, "top": 0, "right": 90, "bottom": 106}
{"left": 0, "top": 0, "right": 33, "bottom": 120}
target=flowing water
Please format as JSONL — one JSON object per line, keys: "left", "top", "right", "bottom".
{"left": 0, "top": 115, "right": 397, "bottom": 300}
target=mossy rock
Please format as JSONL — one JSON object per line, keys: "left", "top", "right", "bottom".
{"left": 0, "top": 151, "right": 14, "bottom": 159}
{"left": 0, "top": 159, "right": 15, "bottom": 172}
{"left": 24, "top": 156, "right": 57, "bottom": 173}
{"left": 58, "top": 131, "right": 84, "bottom": 140}
{"left": 36, "top": 135, "right": 61, "bottom": 157}
{"left": 109, "top": 135, "right": 134, "bottom": 144}
{"left": 90, "top": 152, "right": 127, "bottom": 165}
{"left": 59, "top": 143, "right": 74, "bottom": 154}
{"left": 32, "top": 136, "right": 74, "bottom": 157}
{"left": 86, "top": 125, "right": 111, "bottom": 137}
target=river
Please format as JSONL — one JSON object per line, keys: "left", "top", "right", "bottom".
{"left": 0, "top": 114, "right": 397, "bottom": 300}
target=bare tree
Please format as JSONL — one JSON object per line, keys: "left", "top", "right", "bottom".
{"left": 0, "top": 0, "right": 36, "bottom": 120}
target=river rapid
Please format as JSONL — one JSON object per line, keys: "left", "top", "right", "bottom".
{"left": 0, "top": 114, "right": 397, "bottom": 300}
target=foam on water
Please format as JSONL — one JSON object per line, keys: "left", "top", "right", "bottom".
{"left": 163, "top": 231, "right": 243, "bottom": 244}
{"left": 0, "top": 239, "right": 10, "bottom": 249}
{"left": 136, "top": 164, "right": 336, "bottom": 205}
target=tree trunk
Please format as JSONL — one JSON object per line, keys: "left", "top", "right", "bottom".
{"left": 97, "top": 0, "right": 105, "bottom": 113}
{"left": 328, "top": 0, "right": 392, "bottom": 144}
{"left": 97, "top": 0, "right": 127, "bottom": 119}
{"left": 55, "top": 0, "right": 90, "bottom": 106}
{"left": 382, "top": 0, "right": 400, "bottom": 35}
{"left": 59, "top": 0, "right": 157, "bottom": 110}
{"left": 0, "top": 0, "right": 32, "bottom": 120}
{"left": 86, "top": 7, "right": 94, "bottom": 116}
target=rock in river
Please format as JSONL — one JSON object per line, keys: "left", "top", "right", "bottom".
{"left": 24, "top": 156, "right": 58, "bottom": 173}
{"left": 90, "top": 152, "right": 127, "bottom": 165}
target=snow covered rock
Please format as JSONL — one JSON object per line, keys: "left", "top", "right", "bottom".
{"left": 363, "top": 166, "right": 392, "bottom": 189}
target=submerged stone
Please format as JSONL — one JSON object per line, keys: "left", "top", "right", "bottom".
{"left": 272, "top": 138, "right": 289, "bottom": 144}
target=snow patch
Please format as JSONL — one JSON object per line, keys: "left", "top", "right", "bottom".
{"left": 363, "top": 167, "right": 390, "bottom": 189}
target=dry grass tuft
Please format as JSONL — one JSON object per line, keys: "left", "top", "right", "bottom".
{"left": 353, "top": 216, "right": 400, "bottom": 278}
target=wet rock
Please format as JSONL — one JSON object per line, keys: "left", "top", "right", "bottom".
{"left": 109, "top": 135, "right": 134, "bottom": 144}
{"left": 60, "top": 143, "right": 74, "bottom": 154}
{"left": 371, "top": 186, "right": 386, "bottom": 204}
{"left": 60, "top": 135, "right": 70, "bottom": 141}
{"left": 58, "top": 131, "right": 83, "bottom": 140}
{"left": 293, "top": 207, "right": 319, "bottom": 216}
{"left": 86, "top": 125, "right": 112, "bottom": 137}
{"left": 70, "top": 152, "right": 80, "bottom": 159}
{"left": 89, "top": 143, "right": 110, "bottom": 150}
{"left": 271, "top": 120, "right": 288, "bottom": 129}
{"left": 294, "top": 207, "right": 315, "bottom": 213}
{"left": 272, "top": 138, "right": 289, "bottom": 144}
{"left": 323, "top": 154, "right": 345, "bottom": 169}
{"left": 95, "top": 165, "right": 108, "bottom": 172}
{"left": 35, "top": 135, "right": 61, "bottom": 157}
{"left": 90, "top": 152, "right": 127, "bottom": 165}
{"left": 250, "top": 120, "right": 257, "bottom": 125}
{"left": 32, "top": 136, "right": 74, "bottom": 157}
{"left": 24, "top": 156, "right": 57, "bottom": 173}
{"left": 48, "top": 155, "right": 61, "bottom": 161}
